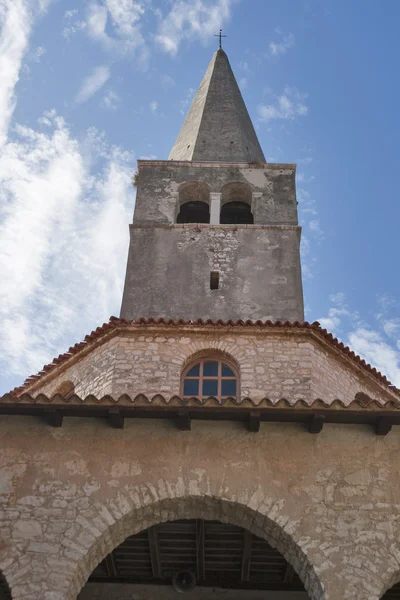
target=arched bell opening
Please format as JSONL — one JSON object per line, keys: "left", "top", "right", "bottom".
{"left": 177, "top": 181, "right": 211, "bottom": 224}
{"left": 78, "top": 519, "right": 310, "bottom": 599}
{"left": 220, "top": 201, "right": 254, "bottom": 224}
{"left": 220, "top": 182, "right": 253, "bottom": 225}
{"left": 177, "top": 201, "right": 210, "bottom": 224}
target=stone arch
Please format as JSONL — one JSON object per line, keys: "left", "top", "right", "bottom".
{"left": 63, "top": 493, "right": 325, "bottom": 600}
{"left": 178, "top": 339, "right": 247, "bottom": 367}
{"left": 220, "top": 182, "right": 252, "bottom": 207}
{"left": 220, "top": 182, "right": 253, "bottom": 224}
{"left": 378, "top": 567, "right": 400, "bottom": 600}
{"left": 181, "top": 350, "right": 240, "bottom": 399}
{"left": 181, "top": 347, "right": 241, "bottom": 375}
{"left": 177, "top": 181, "right": 210, "bottom": 223}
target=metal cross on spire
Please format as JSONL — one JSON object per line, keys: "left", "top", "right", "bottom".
{"left": 214, "top": 29, "right": 227, "bottom": 49}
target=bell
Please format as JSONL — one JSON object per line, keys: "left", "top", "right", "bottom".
{"left": 172, "top": 570, "right": 197, "bottom": 593}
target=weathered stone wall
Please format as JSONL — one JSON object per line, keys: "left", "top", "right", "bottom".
{"left": 27, "top": 327, "right": 393, "bottom": 406}
{"left": 1, "top": 416, "right": 400, "bottom": 600}
{"left": 120, "top": 225, "right": 303, "bottom": 322}
{"left": 133, "top": 162, "right": 297, "bottom": 227}
{"left": 121, "top": 160, "right": 303, "bottom": 322}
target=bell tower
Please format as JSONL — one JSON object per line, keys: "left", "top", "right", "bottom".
{"left": 120, "top": 48, "right": 304, "bottom": 322}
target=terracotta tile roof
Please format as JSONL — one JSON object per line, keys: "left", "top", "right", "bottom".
{"left": 9, "top": 316, "right": 400, "bottom": 397}
{"left": 2, "top": 391, "right": 400, "bottom": 410}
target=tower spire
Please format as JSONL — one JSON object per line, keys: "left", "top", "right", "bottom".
{"left": 169, "top": 48, "right": 265, "bottom": 163}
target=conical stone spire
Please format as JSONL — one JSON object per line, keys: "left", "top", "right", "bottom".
{"left": 169, "top": 49, "right": 265, "bottom": 163}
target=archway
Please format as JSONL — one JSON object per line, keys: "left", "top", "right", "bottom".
{"left": 177, "top": 201, "right": 210, "bottom": 223}
{"left": 78, "top": 518, "right": 309, "bottom": 599}
{"left": 220, "top": 182, "right": 253, "bottom": 225}
{"left": 220, "top": 201, "right": 253, "bottom": 224}
{"left": 382, "top": 581, "right": 400, "bottom": 598}
{"left": 0, "top": 573, "right": 11, "bottom": 599}
{"left": 177, "top": 181, "right": 210, "bottom": 223}
{"left": 65, "top": 496, "right": 325, "bottom": 600}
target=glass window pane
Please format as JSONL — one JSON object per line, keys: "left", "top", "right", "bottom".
{"left": 222, "top": 364, "right": 234, "bottom": 377}
{"left": 203, "top": 361, "right": 218, "bottom": 376}
{"left": 183, "top": 379, "right": 199, "bottom": 396}
{"left": 202, "top": 379, "right": 218, "bottom": 396}
{"left": 186, "top": 364, "right": 200, "bottom": 377}
{"left": 221, "top": 380, "right": 237, "bottom": 397}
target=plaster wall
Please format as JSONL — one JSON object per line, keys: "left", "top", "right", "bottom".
{"left": 27, "top": 328, "right": 392, "bottom": 405}
{"left": 1, "top": 417, "right": 400, "bottom": 600}
{"left": 120, "top": 225, "right": 303, "bottom": 322}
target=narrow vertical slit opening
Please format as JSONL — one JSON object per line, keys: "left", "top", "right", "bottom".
{"left": 210, "top": 271, "right": 219, "bottom": 290}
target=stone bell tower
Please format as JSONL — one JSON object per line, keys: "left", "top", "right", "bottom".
{"left": 120, "top": 48, "right": 304, "bottom": 322}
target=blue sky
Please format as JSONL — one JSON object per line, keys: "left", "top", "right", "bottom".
{"left": 1, "top": 0, "right": 400, "bottom": 394}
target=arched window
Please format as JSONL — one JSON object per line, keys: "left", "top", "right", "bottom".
{"left": 177, "top": 181, "right": 210, "bottom": 224}
{"left": 181, "top": 358, "right": 238, "bottom": 399}
{"left": 220, "top": 182, "right": 253, "bottom": 225}
{"left": 220, "top": 201, "right": 253, "bottom": 224}
{"left": 177, "top": 201, "right": 210, "bottom": 223}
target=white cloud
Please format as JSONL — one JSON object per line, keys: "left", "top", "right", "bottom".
{"left": 330, "top": 291, "right": 346, "bottom": 305}
{"left": 382, "top": 319, "right": 400, "bottom": 339}
{"left": 268, "top": 31, "right": 295, "bottom": 57}
{"left": 0, "top": 2, "right": 134, "bottom": 390}
{"left": 0, "top": 112, "right": 133, "bottom": 380}
{"left": 62, "top": 19, "right": 87, "bottom": 40}
{"left": 180, "top": 87, "right": 195, "bottom": 115}
{"left": 149, "top": 100, "right": 158, "bottom": 114}
{"left": 75, "top": 65, "right": 111, "bottom": 104}
{"left": 87, "top": 2, "right": 109, "bottom": 43}
{"left": 258, "top": 87, "right": 308, "bottom": 122}
{"left": 105, "top": 0, "right": 145, "bottom": 38}
{"left": 155, "top": 0, "right": 233, "bottom": 56}
{"left": 0, "top": 0, "right": 33, "bottom": 146}
{"left": 160, "top": 74, "right": 175, "bottom": 88}
{"left": 348, "top": 329, "right": 400, "bottom": 387}
{"left": 31, "top": 45, "right": 46, "bottom": 62}
{"left": 85, "top": 0, "right": 146, "bottom": 56}
{"left": 64, "top": 9, "right": 78, "bottom": 19}
{"left": 100, "top": 88, "right": 120, "bottom": 110}
{"left": 309, "top": 218, "right": 324, "bottom": 239}
{"left": 316, "top": 293, "right": 400, "bottom": 386}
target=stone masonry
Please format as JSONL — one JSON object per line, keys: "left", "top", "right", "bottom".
{"left": 19, "top": 323, "right": 396, "bottom": 406}
{"left": 3, "top": 43, "right": 400, "bottom": 600}
{"left": 2, "top": 411, "right": 400, "bottom": 599}
{"left": 120, "top": 161, "right": 304, "bottom": 323}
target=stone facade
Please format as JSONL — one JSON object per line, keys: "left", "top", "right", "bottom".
{"left": 21, "top": 324, "right": 396, "bottom": 406}
{"left": 120, "top": 160, "right": 304, "bottom": 323}
{"left": 1, "top": 413, "right": 400, "bottom": 599}
{"left": 4, "top": 44, "right": 399, "bottom": 600}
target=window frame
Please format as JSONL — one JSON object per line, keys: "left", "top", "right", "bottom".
{"left": 181, "top": 357, "right": 239, "bottom": 400}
